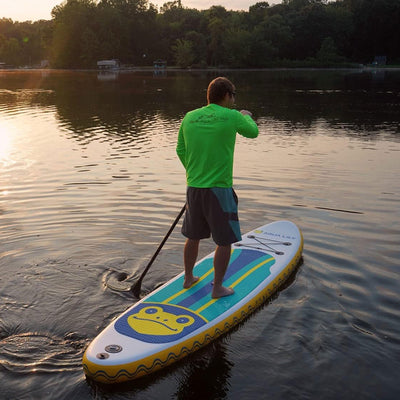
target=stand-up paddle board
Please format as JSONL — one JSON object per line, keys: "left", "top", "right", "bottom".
{"left": 83, "top": 220, "right": 303, "bottom": 383}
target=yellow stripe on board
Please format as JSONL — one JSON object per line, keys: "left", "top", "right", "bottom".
{"left": 195, "top": 256, "right": 274, "bottom": 314}
{"left": 163, "top": 249, "right": 237, "bottom": 304}
{"left": 230, "top": 256, "right": 274, "bottom": 287}
{"left": 162, "top": 267, "right": 215, "bottom": 304}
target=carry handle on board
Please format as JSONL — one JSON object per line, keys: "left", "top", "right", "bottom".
{"left": 131, "top": 203, "right": 186, "bottom": 298}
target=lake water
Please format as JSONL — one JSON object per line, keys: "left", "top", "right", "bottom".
{"left": 0, "top": 69, "right": 399, "bottom": 400}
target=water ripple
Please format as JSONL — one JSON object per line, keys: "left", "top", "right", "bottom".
{"left": 0, "top": 332, "right": 84, "bottom": 374}
{"left": 1, "top": 70, "right": 400, "bottom": 399}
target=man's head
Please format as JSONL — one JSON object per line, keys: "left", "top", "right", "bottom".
{"left": 207, "top": 77, "right": 236, "bottom": 106}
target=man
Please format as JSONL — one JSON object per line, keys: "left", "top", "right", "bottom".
{"left": 176, "top": 77, "right": 259, "bottom": 298}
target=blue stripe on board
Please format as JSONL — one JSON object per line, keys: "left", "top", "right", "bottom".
{"left": 187, "top": 252, "right": 274, "bottom": 316}
{"left": 169, "top": 250, "right": 242, "bottom": 307}
{"left": 176, "top": 280, "right": 213, "bottom": 308}
{"left": 177, "top": 249, "right": 266, "bottom": 309}
{"left": 198, "top": 257, "right": 275, "bottom": 321}
{"left": 148, "top": 249, "right": 243, "bottom": 306}
{"left": 145, "top": 257, "right": 214, "bottom": 304}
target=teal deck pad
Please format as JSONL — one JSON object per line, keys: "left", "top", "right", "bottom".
{"left": 144, "top": 249, "right": 275, "bottom": 323}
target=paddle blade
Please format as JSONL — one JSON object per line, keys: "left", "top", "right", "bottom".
{"left": 130, "top": 280, "right": 142, "bottom": 298}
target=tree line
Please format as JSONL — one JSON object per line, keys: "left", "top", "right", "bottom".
{"left": 0, "top": 0, "right": 399, "bottom": 69}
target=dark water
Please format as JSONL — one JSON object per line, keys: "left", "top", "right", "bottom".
{"left": 0, "top": 69, "right": 399, "bottom": 400}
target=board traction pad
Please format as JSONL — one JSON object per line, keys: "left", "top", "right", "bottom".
{"left": 114, "top": 249, "right": 275, "bottom": 343}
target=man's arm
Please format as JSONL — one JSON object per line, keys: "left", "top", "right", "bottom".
{"left": 236, "top": 110, "right": 259, "bottom": 138}
{"left": 176, "top": 123, "right": 186, "bottom": 167}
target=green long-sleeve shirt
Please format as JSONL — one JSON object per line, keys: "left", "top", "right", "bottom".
{"left": 176, "top": 103, "right": 259, "bottom": 188}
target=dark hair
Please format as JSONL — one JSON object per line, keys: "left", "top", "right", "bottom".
{"left": 207, "top": 77, "right": 235, "bottom": 104}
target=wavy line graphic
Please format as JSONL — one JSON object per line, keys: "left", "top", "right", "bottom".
{"left": 84, "top": 300, "right": 270, "bottom": 382}
{"left": 83, "top": 248, "right": 303, "bottom": 383}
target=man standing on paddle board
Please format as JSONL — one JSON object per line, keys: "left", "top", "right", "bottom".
{"left": 176, "top": 77, "right": 259, "bottom": 298}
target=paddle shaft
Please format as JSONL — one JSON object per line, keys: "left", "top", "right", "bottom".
{"left": 131, "top": 203, "right": 186, "bottom": 297}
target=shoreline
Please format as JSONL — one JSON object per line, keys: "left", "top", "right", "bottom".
{"left": 1, "top": 66, "right": 400, "bottom": 73}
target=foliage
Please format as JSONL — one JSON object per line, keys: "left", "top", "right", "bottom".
{"left": 0, "top": 0, "right": 399, "bottom": 68}
{"left": 316, "top": 37, "right": 344, "bottom": 64}
{"left": 172, "top": 39, "right": 194, "bottom": 67}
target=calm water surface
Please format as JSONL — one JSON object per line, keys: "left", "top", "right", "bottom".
{"left": 0, "top": 70, "right": 399, "bottom": 399}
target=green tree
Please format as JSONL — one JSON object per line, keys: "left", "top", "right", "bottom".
{"left": 248, "top": 2, "right": 270, "bottom": 25}
{"left": 172, "top": 38, "right": 195, "bottom": 67}
{"left": 95, "top": 2, "right": 125, "bottom": 60}
{"left": 1, "top": 0, "right": 398, "bottom": 69}
{"left": 248, "top": 13, "right": 292, "bottom": 66}
{"left": 185, "top": 30, "right": 207, "bottom": 66}
{"left": 51, "top": 0, "right": 97, "bottom": 68}
{"left": 324, "top": 3, "right": 353, "bottom": 60}
{"left": 284, "top": 1, "right": 332, "bottom": 59}
{"left": 80, "top": 27, "right": 101, "bottom": 66}
{"left": 1, "top": 37, "right": 22, "bottom": 65}
{"left": 0, "top": 19, "right": 52, "bottom": 66}
{"left": 207, "top": 17, "right": 226, "bottom": 66}
{"left": 157, "top": 1, "right": 203, "bottom": 64}
{"left": 345, "top": 0, "right": 400, "bottom": 62}
{"left": 224, "top": 27, "right": 251, "bottom": 67}
{"left": 316, "top": 36, "right": 343, "bottom": 63}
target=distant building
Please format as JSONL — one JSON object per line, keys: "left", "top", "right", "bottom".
{"left": 97, "top": 59, "right": 120, "bottom": 70}
{"left": 372, "top": 56, "right": 387, "bottom": 66}
{"left": 153, "top": 59, "right": 167, "bottom": 69}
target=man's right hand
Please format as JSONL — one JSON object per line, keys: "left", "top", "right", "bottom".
{"left": 240, "top": 110, "right": 253, "bottom": 117}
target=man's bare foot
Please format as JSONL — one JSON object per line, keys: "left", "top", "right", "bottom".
{"left": 212, "top": 286, "right": 234, "bottom": 299}
{"left": 183, "top": 276, "right": 199, "bottom": 289}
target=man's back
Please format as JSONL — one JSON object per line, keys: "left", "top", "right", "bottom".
{"left": 177, "top": 103, "right": 258, "bottom": 188}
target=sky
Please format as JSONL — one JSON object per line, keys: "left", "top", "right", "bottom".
{"left": 1, "top": 0, "right": 282, "bottom": 22}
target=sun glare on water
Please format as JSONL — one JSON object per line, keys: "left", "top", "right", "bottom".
{"left": 0, "top": 122, "right": 15, "bottom": 168}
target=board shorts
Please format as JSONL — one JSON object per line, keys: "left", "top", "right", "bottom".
{"left": 182, "top": 187, "right": 242, "bottom": 246}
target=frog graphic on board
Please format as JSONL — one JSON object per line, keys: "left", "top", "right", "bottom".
{"left": 115, "top": 303, "right": 207, "bottom": 343}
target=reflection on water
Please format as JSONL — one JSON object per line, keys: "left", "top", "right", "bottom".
{"left": 89, "top": 341, "right": 233, "bottom": 400}
{"left": 0, "top": 70, "right": 399, "bottom": 399}
{"left": 97, "top": 71, "right": 119, "bottom": 82}
{"left": 173, "top": 342, "right": 233, "bottom": 400}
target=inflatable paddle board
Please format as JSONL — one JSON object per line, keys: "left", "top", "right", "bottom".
{"left": 83, "top": 220, "right": 303, "bottom": 383}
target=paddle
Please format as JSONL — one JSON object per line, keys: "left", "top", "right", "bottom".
{"left": 130, "top": 203, "right": 186, "bottom": 298}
